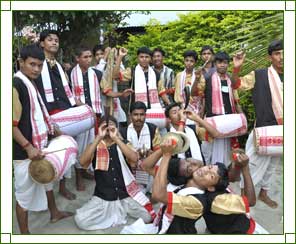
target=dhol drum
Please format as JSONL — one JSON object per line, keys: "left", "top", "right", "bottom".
{"left": 205, "top": 113, "right": 248, "bottom": 138}
{"left": 254, "top": 125, "right": 283, "bottom": 156}
{"left": 51, "top": 105, "right": 95, "bottom": 137}
{"left": 145, "top": 108, "right": 167, "bottom": 129}
{"left": 29, "top": 135, "right": 78, "bottom": 184}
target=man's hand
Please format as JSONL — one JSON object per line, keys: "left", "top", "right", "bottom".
{"left": 25, "top": 144, "right": 44, "bottom": 160}
{"left": 194, "top": 67, "right": 203, "bottom": 81}
{"left": 160, "top": 138, "right": 177, "bottom": 156}
{"left": 53, "top": 124, "right": 63, "bottom": 137}
{"left": 119, "top": 47, "right": 128, "bottom": 58}
{"left": 233, "top": 149, "right": 249, "bottom": 168}
{"left": 184, "top": 110, "right": 199, "bottom": 122}
{"left": 233, "top": 51, "right": 246, "bottom": 69}
{"left": 121, "top": 88, "right": 134, "bottom": 98}
{"left": 97, "top": 122, "right": 108, "bottom": 140}
{"left": 104, "top": 47, "right": 111, "bottom": 60}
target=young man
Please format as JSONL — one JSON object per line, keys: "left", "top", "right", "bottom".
{"left": 174, "top": 50, "right": 205, "bottom": 123}
{"left": 13, "top": 44, "right": 73, "bottom": 234}
{"left": 115, "top": 46, "right": 170, "bottom": 130}
{"left": 200, "top": 45, "right": 216, "bottom": 80}
{"left": 70, "top": 46, "right": 105, "bottom": 190}
{"left": 231, "top": 40, "right": 283, "bottom": 208}
{"left": 120, "top": 101, "right": 161, "bottom": 193}
{"left": 74, "top": 116, "right": 155, "bottom": 230}
{"left": 141, "top": 140, "right": 267, "bottom": 234}
{"left": 92, "top": 44, "right": 111, "bottom": 72}
{"left": 35, "top": 29, "right": 92, "bottom": 197}
{"left": 152, "top": 48, "right": 175, "bottom": 106}
{"left": 193, "top": 51, "right": 242, "bottom": 167}
{"left": 164, "top": 102, "right": 223, "bottom": 163}
{"left": 99, "top": 47, "right": 133, "bottom": 127}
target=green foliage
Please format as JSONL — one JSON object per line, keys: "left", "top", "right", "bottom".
{"left": 124, "top": 10, "right": 283, "bottom": 146}
{"left": 13, "top": 11, "right": 149, "bottom": 62}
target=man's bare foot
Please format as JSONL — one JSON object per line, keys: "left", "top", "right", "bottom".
{"left": 59, "top": 188, "right": 76, "bottom": 200}
{"left": 50, "top": 211, "right": 73, "bottom": 223}
{"left": 258, "top": 189, "right": 278, "bottom": 209}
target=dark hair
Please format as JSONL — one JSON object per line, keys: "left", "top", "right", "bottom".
{"left": 200, "top": 45, "right": 214, "bottom": 55}
{"left": 184, "top": 50, "right": 198, "bottom": 61}
{"left": 99, "top": 115, "right": 118, "bottom": 127}
{"left": 93, "top": 44, "right": 105, "bottom": 56}
{"left": 167, "top": 158, "right": 188, "bottom": 186}
{"left": 214, "top": 51, "right": 230, "bottom": 63}
{"left": 214, "top": 162, "right": 229, "bottom": 191}
{"left": 39, "top": 29, "right": 59, "bottom": 42}
{"left": 268, "top": 40, "right": 283, "bottom": 55}
{"left": 75, "top": 46, "right": 92, "bottom": 57}
{"left": 165, "top": 102, "right": 182, "bottom": 118}
{"left": 130, "top": 101, "right": 147, "bottom": 113}
{"left": 137, "top": 46, "right": 152, "bottom": 56}
{"left": 152, "top": 47, "right": 165, "bottom": 57}
{"left": 20, "top": 44, "right": 45, "bottom": 61}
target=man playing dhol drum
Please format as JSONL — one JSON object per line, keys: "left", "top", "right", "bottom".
{"left": 231, "top": 40, "right": 283, "bottom": 208}
{"left": 74, "top": 116, "right": 155, "bottom": 230}
{"left": 35, "top": 29, "right": 94, "bottom": 197}
{"left": 13, "top": 44, "right": 73, "bottom": 234}
{"left": 192, "top": 51, "right": 244, "bottom": 168}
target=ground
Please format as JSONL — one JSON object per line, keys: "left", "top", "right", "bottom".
{"left": 12, "top": 163, "right": 283, "bottom": 234}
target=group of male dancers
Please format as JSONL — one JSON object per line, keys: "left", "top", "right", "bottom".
{"left": 13, "top": 28, "right": 283, "bottom": 234}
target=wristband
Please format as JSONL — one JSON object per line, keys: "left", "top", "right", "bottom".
{"left": 233, "top": 67, "right": 240, "bottom": 73}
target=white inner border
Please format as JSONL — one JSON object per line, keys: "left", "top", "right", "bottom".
{"left": 1, "top": 1, "right": 295, "bottom": 243}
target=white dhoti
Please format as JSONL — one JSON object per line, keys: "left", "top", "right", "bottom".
{"left": 74, "top": 128, "right": 95, "bottom": 170}
{"left": 201, "top": 141, "right": 212, "bottom": 165}
{"left": 74, "top": 196, "right": 151, "bottom": 230}
{"left": 13, "top": 159, "right": 53, "bottom": 211}
{"left": 207, "top": 138, "right": 232, "bottom": 167}
{"left": 240, "top": 131, "right": 281, "bottom": 190}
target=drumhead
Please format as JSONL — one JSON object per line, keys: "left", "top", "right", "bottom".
{"left": 29, "top": 159, "right": 56, "bottom": 184}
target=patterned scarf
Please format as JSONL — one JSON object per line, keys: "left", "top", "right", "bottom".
{"left": 268, "top": 65, "right": 283, "bottom": 125}
{"left": 41, "top": 60, "right": 75, "bottom": 106}
{"left": 14, "top": 71, "right": 54, "bottom": 149}
{"left": 211, "top": 72, "right": 236, "bottom": 115}
{"left": 71, "top": 64, "right": 102, "bottom": 114}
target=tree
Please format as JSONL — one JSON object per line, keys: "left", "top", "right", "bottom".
{"left": 13, "top": 11, "right": 149, "bottom": 63}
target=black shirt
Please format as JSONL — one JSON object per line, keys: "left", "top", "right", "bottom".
{"left": 204, "top": 190, "right": 250, "bottom": 234}
{"left": 253, "top": 69, "right": 282, "bottom": 127}
{"left": 220, "top": 79, "right": 233, "bottom": 115}
{"left": 159, "top": 189, "right": 207, "bottom": 234}
{"left": 92, "top": 141, "right": 130, "bottom": 201}
{"left": 69, "top": 68, "right": 102, "bottom": 109}
{"left": 35, "top": 62, "right": 72, "bottom": 113}
{"left": 13, "top": 77, "right": 33, "bottom": 160}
